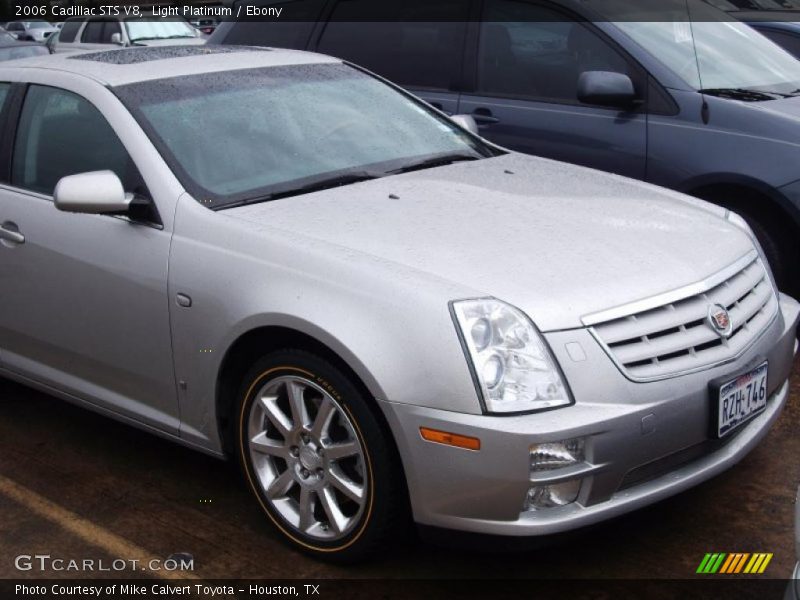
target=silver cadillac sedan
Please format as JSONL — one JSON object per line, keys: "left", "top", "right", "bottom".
{"left": 0, "top": 47, "right": 797, "bottom": 561}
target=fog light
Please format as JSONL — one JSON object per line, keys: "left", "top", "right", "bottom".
{"left": 525, "top": 480, "right": 581, "bottom": 510}
{"left": 530, "top": 439, "right": 584, "bottom": 471}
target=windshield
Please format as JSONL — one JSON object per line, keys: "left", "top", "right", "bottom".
{"left": 115, "top": 64, "right": 493, "bottom": 208}
{"left": 616, "top": 20, "right": 800, "bottom": 93}
{"left": 26, "top": 21, "right": 51, "bottom": 29}
{"left": 125, "top": 19, "right": 196, "bottom": 42}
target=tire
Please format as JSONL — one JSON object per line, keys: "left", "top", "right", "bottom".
{"left": 235, "top": 349, "right": 405, "bottom": 562}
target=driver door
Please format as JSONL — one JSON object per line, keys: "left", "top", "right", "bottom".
{"left": 0, "top": 83, "right": 179, "bottom": 433}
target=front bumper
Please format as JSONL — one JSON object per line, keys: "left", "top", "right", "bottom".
{"left": 379, "top": 293, "right": 799, "bottom": 536}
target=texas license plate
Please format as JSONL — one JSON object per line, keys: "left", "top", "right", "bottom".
{"left": 716, "top": 361, "right": 768, "bottom": 438}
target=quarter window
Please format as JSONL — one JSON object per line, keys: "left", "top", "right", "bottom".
{"left": 11, "top": 86, "right": 141, "bottom": 195}
{"left": 477, "top": 0, "right": 635, "bottom": 103}
{"left": 316, "top": 0, "right": 469, "bottom": 91}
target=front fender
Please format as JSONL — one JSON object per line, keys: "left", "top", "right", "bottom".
{"left": 168, "top": 195, "right": 483, "bottom": 453}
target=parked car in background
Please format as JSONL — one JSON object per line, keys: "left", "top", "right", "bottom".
{"left": 749, "top": 20, "right": 800, "bottom": 56}
{"left": 52, "top": 16, "right": 205, "bottom": 53}
{"left": 0, "top": 30, "right": 49, "bottom": 61}
{"left": 705, "top": 0, "right": 800, "bottom": 56}
{"left": 0, "top": 46, "right": 798, "bottom": 561}
{"left": 211, "top": 0, "right": 800, "bottom": 296}
{"left": 707, "top": 0, "right": 800, "bottom": 11}
{"left": 5, "top": 20, "right": 59, "bottom": 42}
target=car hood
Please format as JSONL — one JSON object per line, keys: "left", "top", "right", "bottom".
{"left": 226, "top": 154, "right": 753, "bottom": 331}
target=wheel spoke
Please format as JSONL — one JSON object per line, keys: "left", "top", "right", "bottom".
{"left": 260, "top": 395, "right": 291, "bottom": 439}
{"left": 266, "top": 469, "right": 295, "bottom": 500}
{"left": 286, "top": 381, "right": 308, "bottom": 430}
{"left": 319, "top": 486, "right": 349, "bottom": 534}
{"left": 325, "top": 440, "right": 360, "bottom": 461}
{"left": 250, "top": 432, "right": 289, "bottom": 458}
{"left": 328, "top": 468, "right": 365, "bottom": 503}
{"left": 297, "top": 487, "right": 315, "bottom": 532}
{"left": 310, "top": 396, "right": 336, "bottom": 440}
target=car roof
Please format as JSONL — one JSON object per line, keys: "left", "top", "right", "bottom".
{"left": 0, "top": 45, "right": 341, "bottom": 87}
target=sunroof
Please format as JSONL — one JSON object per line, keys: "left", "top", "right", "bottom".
{"left": 69, "top": 45, "right": 267, "bottom": 65}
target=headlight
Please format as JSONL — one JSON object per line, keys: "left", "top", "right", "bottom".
{"left": 451, "top": 298, "right": 572, "bottom": 414}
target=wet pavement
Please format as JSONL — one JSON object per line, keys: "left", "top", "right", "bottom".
{"left": 0, "top": 356, "right": 798, "bottom": 582}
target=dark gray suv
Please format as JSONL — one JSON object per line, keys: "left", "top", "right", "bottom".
{"left": 211, "top": 0, "right": 800, "bottom": 294}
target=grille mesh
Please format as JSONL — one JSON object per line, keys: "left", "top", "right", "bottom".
{"left": 591, "top": 257, "right": 777, "bottom": 380}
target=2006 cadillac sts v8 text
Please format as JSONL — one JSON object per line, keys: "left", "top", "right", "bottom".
{"left": 0, "top": 47, "right": 797, "bottom": 561}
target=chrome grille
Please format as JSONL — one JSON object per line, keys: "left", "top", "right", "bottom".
{"left": 589, "top": 255, "right": 778, "bottom": 381}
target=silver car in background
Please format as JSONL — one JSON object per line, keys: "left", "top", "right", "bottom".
{"left": 0, "top": 47, "right": 797, "bottom": 561}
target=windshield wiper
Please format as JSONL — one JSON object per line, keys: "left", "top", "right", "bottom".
{"left": 387, "top": 152, "right": 481, "bottom": 175}
{"left": 219, "top": 171, "right": 383, "bottom": 209}
{"left": 699, "top": 87, "right": 783, "bottom": 101}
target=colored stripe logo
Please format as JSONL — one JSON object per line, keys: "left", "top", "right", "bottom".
{"left": 696, "top": 553, "right": 773, "bottom": 574}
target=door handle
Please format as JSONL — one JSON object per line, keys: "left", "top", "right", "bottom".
{"left": 472, "top": 108, "right": 500, "bottom": 125}
{"left": 0, "top": 222, "right": 25, "bottom": 245}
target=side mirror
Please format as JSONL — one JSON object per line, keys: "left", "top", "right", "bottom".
{"left": 54, "top": 171, "right": 133, "bottom": 214}
{"left": 577, "top": 71, "right": 638, "bottom": 109}
{"left": 450, "top": 114, "right": 479, "bottom": 135}
{"left": 110, "top": 32, "right": 124, "bottom": 45}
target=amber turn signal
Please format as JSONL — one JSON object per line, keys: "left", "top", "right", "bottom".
{"left": 419, "top": 427, "right": 480, "bottom": 451}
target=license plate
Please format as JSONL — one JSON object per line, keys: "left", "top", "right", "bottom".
{"left": 716, "top": 361, "right": 768, "bottom": 438}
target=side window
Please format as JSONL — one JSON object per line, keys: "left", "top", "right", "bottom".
{"left": 316, "top": 0, "right": 469, "bottom": 91}
{"left": 11, "top": 86, "right": 142, "bottom": 195}
{"left": 102, "top": 20, "right": 122, "bottom": 43}
{"left": 81, "top": 20, "right": 104, "bottom": 43}
{"left": 477, "top": 0, "right": 637, "bottom": 104}
{"left": 59, "top": 18, "right": 82, "bottom": 43}
{"left": 0, "top": 83, "right": 9, "bottom": 181}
